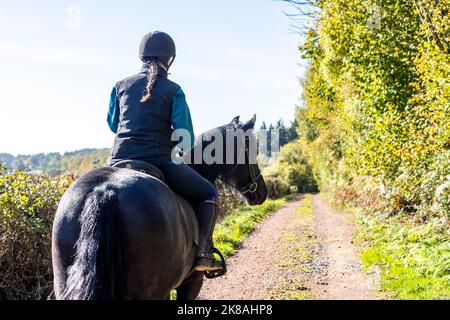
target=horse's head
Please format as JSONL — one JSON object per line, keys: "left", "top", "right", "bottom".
{"left": 217, "top": 115, "right": 268, "bottom": 206}
{"left": 187, "top": 115, "right": 268, "bottom": 205}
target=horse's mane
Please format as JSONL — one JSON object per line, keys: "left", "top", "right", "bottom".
{"left": 187, "top": 121, "right": 248, "bottom": 182}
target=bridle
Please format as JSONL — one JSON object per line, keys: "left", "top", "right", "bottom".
{"left": 218, "top": 137, "right": 261, "bottom": 196}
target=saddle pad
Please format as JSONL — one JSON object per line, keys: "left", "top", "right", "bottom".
{"left": 112, "top": 160, "right": 165, "bottom": 182}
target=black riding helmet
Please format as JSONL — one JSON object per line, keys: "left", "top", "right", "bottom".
{"left": 139, "top": 31, "right": 176, "bottom": 68}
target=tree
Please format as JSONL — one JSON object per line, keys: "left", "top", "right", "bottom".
{"left": 277, "top": 141, "right": 318, "bottom": 192}
{"left": 260, "top": 122, "right": 267, "bottom": 130}
{"left": 290, "top": 0, "right": 450, "bottom": 213}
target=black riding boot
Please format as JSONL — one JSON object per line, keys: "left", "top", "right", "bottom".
{"left": 194, "top": 200, "right": 224, "bottom": 272}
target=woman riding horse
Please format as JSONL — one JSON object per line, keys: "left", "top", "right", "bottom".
{"left": 51, "top": 32, "right": 268, "bottom": 300}
{"left": 106, "top": 31, "right": 222, "bottom": 272}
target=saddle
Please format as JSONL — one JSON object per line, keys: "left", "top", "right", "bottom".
{"left": 112, "top": 160, "right": 165, "bottom": 182}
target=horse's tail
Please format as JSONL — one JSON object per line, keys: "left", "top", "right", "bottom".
{"left": 61, "top": 186, "right": 128, "bottom": 300}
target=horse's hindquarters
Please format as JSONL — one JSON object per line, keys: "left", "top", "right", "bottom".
{"left": 52, "top": 167, "right": 198, "bottom": 300}
{"left": 52, "top": 178, "right": 91, "bottom": 299}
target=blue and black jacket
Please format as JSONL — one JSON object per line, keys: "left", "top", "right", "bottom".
{"left": 107, "top": 64, "right": 195, "bottom": 165}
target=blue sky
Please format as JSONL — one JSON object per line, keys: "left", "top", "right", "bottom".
{"left": 0, "top": 0, "right": 305, "bottom": 155}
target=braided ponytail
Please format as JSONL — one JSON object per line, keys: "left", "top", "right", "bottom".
{"left": 141, "top": 60, "right": 160, "bottom": 103}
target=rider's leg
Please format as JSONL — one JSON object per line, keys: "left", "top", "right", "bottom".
{"left": 158, "top": 162, "right": 223, "bottom": 272}
{"left": 194, "top": 200, "right": 223, "bottom": 271}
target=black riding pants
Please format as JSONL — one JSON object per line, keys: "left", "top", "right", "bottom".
{"left": 157, "top": 162, "right": 218, "bottom": 205}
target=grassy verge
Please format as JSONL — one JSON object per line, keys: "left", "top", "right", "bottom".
{"left": 327, "top": 193, "right": 450, "bottom": 300}
{"left": 266, "top": 194, "right": 315, "bottom": 300}
{"left": 213, "top": 197, "right": 291, "bottom": 258}
{"left": 356, "top": 211, "right": 450, "bottom": 300}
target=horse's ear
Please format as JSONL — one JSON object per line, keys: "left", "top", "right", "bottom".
{"left": 243, "top": 114, "right": 257, "bottom": 130}
{"left": 230, "top": 116, "right": 240, "bottom": 125}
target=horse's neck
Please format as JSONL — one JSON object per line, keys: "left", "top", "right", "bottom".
{"left": 184, "top": 145, "right": 223, "bottom": 184}
{"left": 187, "top": 162, "right": 219, "bottom": 184}
{"left": 184, "top": 131, "right": 231, "bottom": 183}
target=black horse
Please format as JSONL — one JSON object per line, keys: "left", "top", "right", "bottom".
{"left": 52, "top": 116, "right": 268, "bottom": 300}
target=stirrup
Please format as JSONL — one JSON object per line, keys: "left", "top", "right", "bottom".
{"left": 204, "top": 247, "right": 227, "bottom": 279}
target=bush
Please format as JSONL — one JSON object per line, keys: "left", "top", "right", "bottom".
{"left": 0, "top": 171, "right": 74, "bottom": 300}
{"left": 294, "top": 0, "right": 450, "bottom": 217}
{"left": 0, "top": 170, "right": 259, "bottom": 299}
{"left": 265, "top": 178, "right": 291, "bottom": 199}
{"left": 276, "top": 141, "right": 318, "bottom": 193}
{"left": 215, "top": 180, "right": 242, "bottom": 219}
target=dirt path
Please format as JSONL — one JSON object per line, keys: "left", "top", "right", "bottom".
{"left": 198, "top": 194, "right": 377, "bottom": 300}
{"left": 198, "top": 197, "right": 303, "bottom": 300}
{"left": 310, "top": 194, "right": 376, "bottom": 300}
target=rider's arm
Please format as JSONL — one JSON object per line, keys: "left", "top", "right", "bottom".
{"left": 107, "top": 86, "right": 120, "bottom": 134}
{"left": 172, "top": 87, "right": 195, "bottom": 151}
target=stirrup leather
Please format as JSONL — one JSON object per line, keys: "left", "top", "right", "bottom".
{"left": 204, "top": 247, "right": 227, "bottom": 279}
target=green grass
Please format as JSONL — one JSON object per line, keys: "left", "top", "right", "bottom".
{"left": 266, "top": 194, "right": 315, "bottom": 300}
{"left": 324, "top": 191, "right": 450, "bottom": 300}
{"left": 356, "top": 211, "right": 450, "bottom": 300}
{"left": 213, "top": 197, "right": 289, "bottom": 258}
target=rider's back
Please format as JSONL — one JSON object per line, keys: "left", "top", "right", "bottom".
{"left": 110, "top": 67, "right": 180, "bottom": 165}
